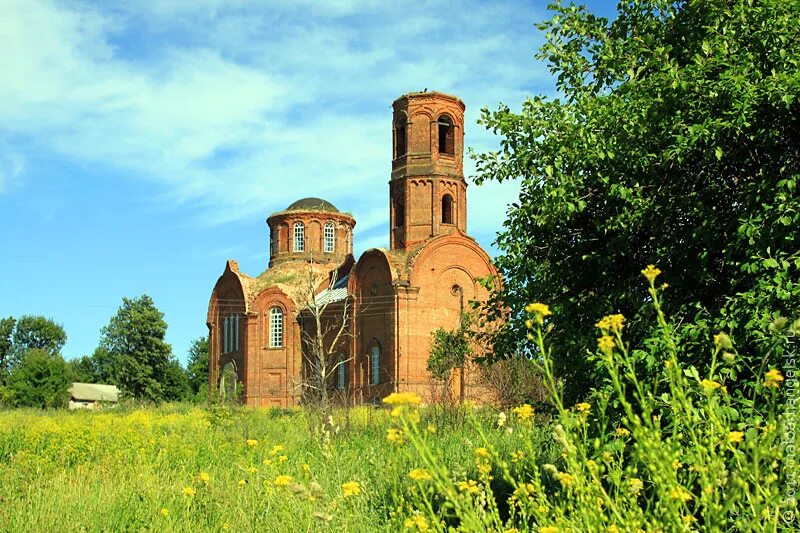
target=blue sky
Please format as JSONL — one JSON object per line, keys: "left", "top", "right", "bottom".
{"left": 0, "top": 0, "right": 617, "bottom": 364}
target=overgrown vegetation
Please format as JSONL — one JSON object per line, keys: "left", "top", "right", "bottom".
{"left": 474, "top": 0, "right": 800, "bottom": 402}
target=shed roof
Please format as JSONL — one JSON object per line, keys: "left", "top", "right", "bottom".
{"left": 69, "top": 382, "right": 119, "bottom": 402}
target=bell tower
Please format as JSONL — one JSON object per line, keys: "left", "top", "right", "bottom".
{"left": 389, "top": 92, "right": 467, "bottom": 250}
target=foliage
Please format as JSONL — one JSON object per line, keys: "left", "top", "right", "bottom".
{"left": 473, "top": 0, "right": 800, "bottom": 401}
{"left": 389, "top": 271, "right": 793, "bottom": 530}
{"left": 0, "top": 316, "right": 14, "bottom": 382}
{"left": 4, "top": 349, "right": 71, "bottom": 409}
{"left": 3, "top": 315, "right": 68, "bottom": 374}
{"left": 66, "top": 355, "right": 100, "bottom": 383}
{"left": 476, "top": 356, "right": 549, "bottom": 408}
{"left": 186, "top": 336, "right": 210, "bottom": 397}
{"left": 428, "top": 313, "right": 472, "bottom": 381}
{"left": 98, "top": 295, "right": 180, "bottom": 403}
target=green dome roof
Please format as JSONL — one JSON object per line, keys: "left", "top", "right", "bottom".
{"left": 286, "top": 197, "right": 339, "bottom": 213}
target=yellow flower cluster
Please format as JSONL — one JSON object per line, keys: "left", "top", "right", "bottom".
{"left": 182, "top": 486, "right": 195, "bottom": 498}
{"left": 700, "top": 379, "right": 722, "bottom": 391}
{"left": 669, "top": 486, "right": 693, "bottom": 503}
{"left": 269, "top": 444, "right": 284, "bottom": 456}
{"left": 197, "top": 471, "right": 211, "bottom": 485}
{"left": 382, "top": 392, "right": 422, "bottom": 406}
{"left": 628, "top": 478, "right": 643, "bottom": 496}
{"left": 555, "top": 472, "right": 574, "bottom": 487}
{"left": 342, "top": 481, "right": 361, "bottom": 497}
{"left": 575, "top": 402, "right": 591, "bottom": 414}
{"left": 386, "top": 428, "right": 404, "bottom": 444}
{"left": 525, "top": 302, "right": 552, "bottom": 324}
{"left": 641, "top": 264, "right": 661, "bottom": 282}
{"left": 615, "top": 427, "right": 630, "bottom": 437}
{"left": 404, "top": 514, "right": 430, "bottom": 531}
{"left": 458, "top": 479, "right": 480, "bottom": 493}
{"left": 409, "top": 469, "right": 432, "bottom": 481}
{"left": 764, "top": 369, "right": 784, "bottom": 388}
{"left": 728, "top": 431, "right": 744, "bottom": 444}
{"left": 273, "top": 475, "right": 292, "bottom": 487}
{"left": 475, "top": 447, "right": 489, "bottom": 458}
{"left": 596, "top": 314, "right": 625, "bottom": 333}
{"left": 512, "top": 403, "right": 534, "bottom": 421}
{"left": 597, "top": 335, "right": 615, "bottom": 354}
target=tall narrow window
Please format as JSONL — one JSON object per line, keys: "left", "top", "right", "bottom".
{"left": 394, "top": 118, "right": 407, "bottom": 158}
{"left": 270, "top": 229, "right": 276, "bottom": 255}
{"left": 222, "top": 315, "right": 239, "bottom": 353}
{"left": 370, "top": 345, "right": 380, "bottom": 385}
{"left": 394, "top": 197, "right": 405, "bottom": 227}
{"left": 222, "top": 317, "right": 229, "bottom": 353}
{"left": 438, "top": 115, "right": 454, "bottom": 155}
{"left": 269, "top": 307, "right": 283, "bottom": 348}
{"left": 324, "top": 222, "right": 335, "bottom": 253}
{"left": 293, "top": 222, "right": 305, "bottom": 252}
{"left": 234, "top": 315, "right": 239, "bottom": 352}
{"left": 442, "top": 194, "right": 454, "bottom": 224}
{"left": 337, "top": 357, "right": 346, "bottom": 390}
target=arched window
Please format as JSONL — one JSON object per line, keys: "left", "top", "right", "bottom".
{"left": 442, "top": 194, "right": 454, "bottom": 224}
{"left": 394, "top": 196, "right": 405, "bottom": 227}
{"left": 221, "top": 315, "right": 240, "bottom": 353}
{"left": 370, "top": 345, "right": 380, "bottom": 385}
{"left": 269, "top": 307, "right": 283, "bottom": 348}
{"left": 324, "top": 222, "right": 335, "bottom": 253}
{"left": 220, "top": 362, "right": 238, "bottom": 402}
{"left": 438, "top": 115, "right": 455, "bottom": 155}
{"left": 394, "top": 116, "right": 407, "bottom": 158}
{"left": 270, "top": 228, "right": 276, "bottom": 255}
{"left": 293, "top": 222, "right": 305, "bottom": 252}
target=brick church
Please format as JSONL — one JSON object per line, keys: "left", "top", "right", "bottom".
{"left": 207, "top": 92, "right": 497, "bottom": 407}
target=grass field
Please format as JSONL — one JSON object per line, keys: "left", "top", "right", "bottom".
{"left": 0, "top": 403, "right": 549, "bottom": 532}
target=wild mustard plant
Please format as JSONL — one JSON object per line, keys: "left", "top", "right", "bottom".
{"left": 390, "top": 266, "right": 791, "bottom": 531}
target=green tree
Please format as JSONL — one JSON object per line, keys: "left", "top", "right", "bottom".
{"left": 186, "top": 336, "right": 209, "bottom": 396}
{"left": 67, "top": 355, "right": 100, "bottom": 383}
{"left": 5, "top": 349, "right": 71, "bottom": 408}
{"left": 10, "top": 315, "right": 67, "bottom": 363}
{"left": 0, "top": 316, "right": 15, "bottom": 382}
{"left": 474, "top": 0, "right": 800, "bottom": 401}
{"left": 98, "top": 295, "right": 177, "bottom": 403}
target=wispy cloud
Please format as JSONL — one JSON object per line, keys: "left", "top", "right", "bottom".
{"left": 0, "top": 0, "right": 548, "bottom": 247}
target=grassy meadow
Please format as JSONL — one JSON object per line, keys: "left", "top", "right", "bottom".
{"left": 0, "top": 403, "right": 553, "bottom": 532}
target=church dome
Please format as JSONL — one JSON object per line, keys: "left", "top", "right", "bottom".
{"left": 286, "top": 197, "right": 339, "bottom": 213}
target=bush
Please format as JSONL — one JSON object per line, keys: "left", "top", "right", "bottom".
{"left": 5, "top": 348, "right": 71, "bottom": 409}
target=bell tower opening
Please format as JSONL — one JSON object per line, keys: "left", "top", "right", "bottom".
{"left": 442, "top": 194, "right": 454, "bottom": 225}
{"left": 438, "top": 115, "right": 455, "bottom": 155}
{"left": 394, "top": 114, "right": 407, "bottom": 159}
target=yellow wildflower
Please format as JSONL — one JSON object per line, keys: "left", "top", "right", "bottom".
{"left": 182, "top": 487, "right": 195, "bottom": 497}
{"left": 628, "top": 478, "right": 644, "bottom": 496}
{"left": 597, "top": 335, "right": 615, "bottom": 354}
{"left": 409, "top": 469, "right": 432, "bottom": 481}
{"left": 540, "top": 527, "right": 559, "bottom": 533}
{"left": 512, "top": 403, "right": 534, "bottom": 421}
{"left": 670, "top": 486, "right": 693, "bottom": 503}
{"left": 728, "top": 431, "right": 744, "bottom": 444}
{"left": 237, "top": 479, "right": 246, "bottom": 487}
{"left": 608, "top": 526, "right": 620, "bottom": 533}
{"left": 596, "top": 313, "right": 625, "bottom": 333}
{"left": 458, "top": 479, "right": 480, "bottom": 493}
{"left": 511, "top": 450, "right": 525, "bottom": 462}
{"left": 475, "top": 447, "right": 490, "bottom": 458}
{"left": 273, "top": 475, "right": 292, "bottom": 486}
{"left": 197, "top": 471, "right": 211, "bottom": 484}
{"left": 672, "top": 459, "right": 682, "bottom": 470}
{"left": 700, "top": 379, "right": 722, "bottom": 391}
{"left": 478, "top": 463, "right": 492, "bottom": 475}
{"left": 246, "top": 438, "right": 258, "bottom": 447}
{"left": 615, "top": 427, "right": 630, "bottom": 437}
{"left": 641, "top": 264, "right": 661, "bottom": 282}
{"left": 159, "top": 508, "right": 169, "bottom": 517}
{"left": 386, "top": 428, "right": 404, "bottom": 443}
{"left": 404, "top": 514, "right": 429, "bottom": 531}
{"left": 262, "top": 458, "right": 273, "bottom": 466}
{"left": 575, "top": 402, "right": 591, "bottom": 414}
{"left": 525, "top": 302, "right": 552, "bottom": 324}
{"left": 764, "top": 369, "right": 784, "bottom": 388}
{"left": 555, "top": 472, "right": 574, "bottom": 487}
{"left": 269, "top": 444, "right": 284, "bottom": 456}
{"left": 426, "top": 424, "right": 436, "bottom": 434}
{"left": 713, "top": 332, "right": 732, "bottom": 349}
{"left": 382, "top": 392, "right": 422, "bottom": 406}
{"left": 278, "top": 455, "right": 288, "bottom": 463}
{"left": 342, "top": 481, "right": 361, "bottom": 497}
{"left": 248, "top": 467, "right": 257, "bottom": 474}
{"left": 301, "top": 463, "right": 311, "bottom": 473}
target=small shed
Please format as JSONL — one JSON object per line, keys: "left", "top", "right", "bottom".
{"left": 68, "top": 382, "right": 120, "bottom": 410}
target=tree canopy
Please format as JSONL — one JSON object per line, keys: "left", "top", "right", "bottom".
{"left": 474, "top": 0, "right": 800, "bottom": 400}
{"left": 99, "top": 295, "right": 179, "bottom": 402}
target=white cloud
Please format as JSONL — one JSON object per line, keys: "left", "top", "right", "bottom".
{"left": 0, "top": 0, "right": 547, "bottom": 250}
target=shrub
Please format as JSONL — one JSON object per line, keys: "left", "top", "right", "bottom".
{"left": 5, "top": 348, "right": 71, "bottom": 409}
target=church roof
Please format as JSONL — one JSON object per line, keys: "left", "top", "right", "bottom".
{"left": 286, "top": 197, "right": 339, "bottom": 213}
